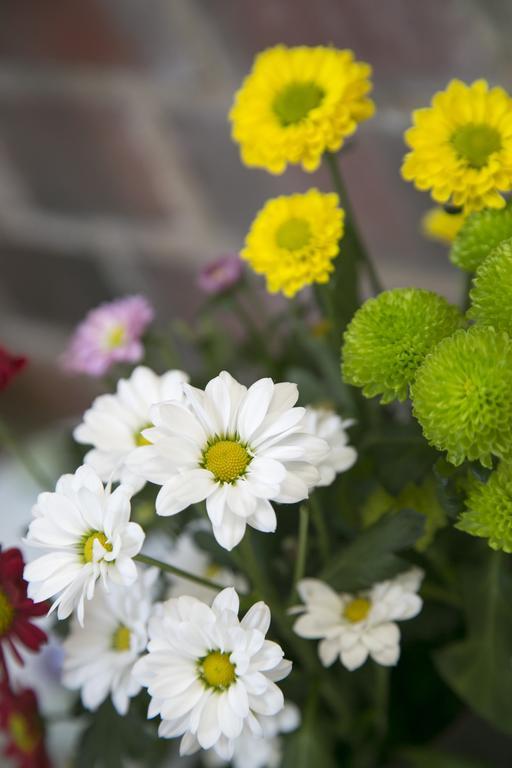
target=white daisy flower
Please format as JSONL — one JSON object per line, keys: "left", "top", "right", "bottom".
{"left": 127, "top": 370, "right": 328, "bottom": 550}
{"left": 133, "top": 587, "right": 292, "bottom": 761}
{"left": 303, "top": 407, "right": 357, "bottom": 486}
{"left": 203, "top": 702, "right": 300, "bottom": 768}
{"left": 24, "top": 465, "right": 145, "bottom": 625}
{"left": 292, "top": 568, "right": 424, "bottom": 671}
{"left": 73, "top": 366, "right": 189, "bottom": 492}
{"left": 62, "top": 567, "right": 158, "bottom": 715}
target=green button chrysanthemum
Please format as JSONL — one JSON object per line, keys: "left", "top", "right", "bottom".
{"left": 457, "top": 462, "right": 512, "bottom": 552}
{"left": 411, "top": 326, "right": 512, "bottom": 468}
{"left": 468, "top": 238, "right": 512, "bottom": 334}
{"left": 450, "top": 200, "right": 512, "bottom": 272}
{"left": 341, "top": 288, "right": 464, "bottom": 404}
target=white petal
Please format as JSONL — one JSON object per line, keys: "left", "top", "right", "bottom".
{"left": 318, "top": 637, "right": 340, "bottom": 667}
{"left": 212, "top": 587, "right": 239, "bottom": 616}
{"left": 340, "top": 642, "right": 368, "bottom": 671}
{"left": 156, "top": 470, "right": 215, "bottom": 516}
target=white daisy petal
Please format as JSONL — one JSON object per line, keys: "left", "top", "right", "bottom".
{"left": 24, "top": 466, "right": 144, "bottom": 622}
{"left": 293, "top": 570, "right": 423, "bottom": 672}
{"left": 132, "top": 371, "right": 322, "bottom": 549}
{"left": 136, "top": 589, "right": 291, "bottom": 758}
{"left": 62, "top": 568, "right": 157, "bottom": 715}
{"left": 156, "top": 470, "right": 216, "bottom": 516}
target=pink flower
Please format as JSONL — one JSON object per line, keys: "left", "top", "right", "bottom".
{"left": 198, "top": 254, "right": 244, "bottom": 295}
{"left": 61, "top": 296, "right": 154, "bottom": 377}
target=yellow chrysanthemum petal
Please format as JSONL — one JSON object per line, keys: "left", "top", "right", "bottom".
{"left": 229, "top": 45, "right": 375, "bottom": 174}
{"left": 402, "top": 80, "right": 512, "bottom": 213}
{"left": 241, "top": 189, "right": 344, "bottom": 298}
{"left": 421, "top": 207, "right": 466, "bottom": 245}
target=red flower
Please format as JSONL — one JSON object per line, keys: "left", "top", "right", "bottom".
{"left": 0, "top": 346, "right": 27, "bottom": 392}
{"left": 0, "top": 684, "right": 51, "bottom": 767}
{"left": 0, "top": 549, "right": 48, "bottom": 678}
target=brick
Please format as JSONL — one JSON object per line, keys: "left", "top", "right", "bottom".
{"left": 0, "top": 244, "right": 111, "bottom": 324}
{"left": 169, "top": 107, "right": 301, "bottom": 238}
{"left": 203, "top": 0, "right": 498, "bottom": 101}
{"left": 143, "top": 260, "right": 203, "bottom": 323}
{"left": 0, "top": 94, "right": 170, "bottom": 218}
{"left": 0, "top": 0, "right": 137, "bottom": 67}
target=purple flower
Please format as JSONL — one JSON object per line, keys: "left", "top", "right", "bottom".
{"left": 61, "top": 295, "right": 154, "bottom": 377}
{"left": 198, "top": 254, "right": 244, "bottom": 295}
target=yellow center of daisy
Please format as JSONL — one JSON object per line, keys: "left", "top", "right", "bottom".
{"left": 451, "top": 123, "right": 501, "bottom": 168}
{"left": 273, "top": 81, "right": 325, "bottom": 126}
{"left": 0, "top": 589, "right": 14, "bottom": 636}
{"left": 112, "top": 625, "right": 131, "bottom": 652}
{"left": 134, "top": 423, "right": 152, "bottom": 447}
{"left": 275, "top": 218, "right": 311, "bottom": 251}
{"left": 105, "top": 324, "right": 126, "bottom": 349}
{"left": 82, "top": 531, "right": 112, "bottom": 564}
{"left": 9, "top": 714, "right": 38, "bottom": 754}
{"left": 200, "top": 651, "right": 236, "bottom": 690}
{"left": 204, "top": 439, "right": 251, "bottom": 483}
{"left": 343, "top": 597, "right": 371, "bottom": 623}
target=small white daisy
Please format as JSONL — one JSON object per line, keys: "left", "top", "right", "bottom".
{"left": 62, "top": 567, "right": 158, "bottom": 715}
{"left": 24, "top": 465, "right": 145, "bottom": 625}
{"left": 203, "top": 702, "right": 300, "bottom": 768}
{"left": 303, "top": 407, "right": 357, "bottom": 486}
{"left": 127, "top": 370, "right": 328, "bottom": 550}
{"left": 292, "top": 569, "right": 424, "bottom": 670}
{"left": 74, "top": 366, "right": 189, "bottom": 492}
{"left": 133, "top": 587, "right": 292, "bottom": 761}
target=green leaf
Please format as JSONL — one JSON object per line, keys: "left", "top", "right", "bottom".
{"left": 75, "top": 699, "right": 168, "bottom": 768}
{"left": 400, "top": 746, "right": 488, "bottom": 768}
{"left": 365, "top": 427, "right": 437, "bottom": 495}
{"left": 436, "top": 551, "right": 512, "bottom": 736}
{"left": 321, "top": 509, "right": 424, "bottom": 591}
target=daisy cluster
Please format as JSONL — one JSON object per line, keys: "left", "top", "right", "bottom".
{"left": 20, "top": 363, "right": 366, "bottom": 760}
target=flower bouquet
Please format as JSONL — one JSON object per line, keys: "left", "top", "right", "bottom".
{"left": 2, "top": 44, "right": 512, "bottom": 768}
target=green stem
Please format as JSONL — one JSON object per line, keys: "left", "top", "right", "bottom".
{"left": 0, "top": 418, "right": 52, "bottom": 489}
{"left": 374, "top": 664, "right": 390, "bottom": 745}
{"left": 233, "top": 293, "right": 271, "bottom": 363}
{"left": 134, "top": 554, "right": 225, "bottom": 592}
{"left": 237, "top": 531, "right": 351, "bottom": 723}
{"left": 325, "top": 152, "right": 383, "bottom": 295}
{"left": 421, "top": 582, "right": 460, "bottom": 608}
{"left": 293, "top": 505, "right": 310, "bottom": 590}
{"left": 309, "top": 492, "right": 330, "bottom": 561}
{"left": 238, "top": 531, "right": 316, "bottom": 669}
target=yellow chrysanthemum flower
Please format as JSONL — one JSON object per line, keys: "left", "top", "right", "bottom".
{"left": 402, "top": 80, "right": 512, "bottom": 212}
{"left": 421, "top": 207, "right": 465, "bottom": 244}
{"left": 241, "top": 189, "right": 344, "bottom": 298}
{"left": 229, "top": 45, "right": 374, "bottom": 174}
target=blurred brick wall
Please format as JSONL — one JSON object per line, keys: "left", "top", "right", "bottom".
{"left": 0, "top": 0, "right": 510, "bottom": 424}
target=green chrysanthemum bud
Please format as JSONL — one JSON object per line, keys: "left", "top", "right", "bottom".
{"left": 362, "top": 478, "right": 446, "bottom": 551}
{"left": 468, "top": 238, "right": 512, "bottom": 334}
{"left": 457, "top": 462, "right": 512, "bottom": 552}
{"left": 450, "top": 200, "right": 512, "bottom": 272}
{"left": 411, "top": 326, "right": 512, "bottom": 468}
{"left": 341, "top": 288, "right": 464, "bottom": 404}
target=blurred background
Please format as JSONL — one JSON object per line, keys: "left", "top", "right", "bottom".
{"left": 1, "top": 0, "right": 510, "bottom": 429}
{"left": 2, "top": 3, "right": 512, "bottom": 765}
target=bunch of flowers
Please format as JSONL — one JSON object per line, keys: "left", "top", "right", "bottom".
{"left": 4, "top": 43, "right": 512, "bottom": 768}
